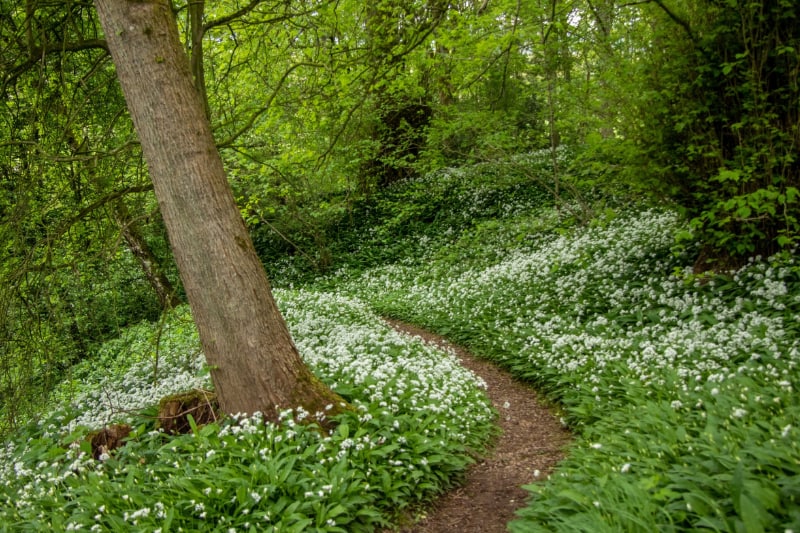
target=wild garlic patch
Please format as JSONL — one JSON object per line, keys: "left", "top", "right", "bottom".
{"left": 0, "top": 290, "right": 494, "bottom": 531}
{"left": 343, "top": 207, "right": 800, "bottom": 532}
{"left": 348, "top": 208, "right": 798, "bottom": 401}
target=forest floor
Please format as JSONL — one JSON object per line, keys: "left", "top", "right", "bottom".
{"left": 385, "top": 320, "right": 572, "bottom": 533}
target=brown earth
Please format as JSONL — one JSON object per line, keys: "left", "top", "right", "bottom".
{"left": 384, "top": 320, "right": 572, "bottom": 533}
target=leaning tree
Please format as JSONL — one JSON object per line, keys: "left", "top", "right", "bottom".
{"left": 92, "top": 0, "right": 345, "bottom": 420}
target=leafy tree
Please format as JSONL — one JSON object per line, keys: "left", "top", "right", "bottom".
{"left": 0, "top": 0, "right": 174, "bottom": 430}
{"left": 1, "top": 0, "right": 357, "bottom": 429}
{"left": 635, "top": 0, "right": 800, "bottom": 268}
{"left": 93, "top": 0, "right": 345, "bottom": 420}
{"left": 0, "top": 0, "right": 591, "bottom": 430}
{"left": 359, "top": 0, "right": 447, "bottom": 188}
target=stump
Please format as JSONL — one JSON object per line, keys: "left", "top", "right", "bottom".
{"left": 157, "top": 389, "right": 219, "bottom": 434}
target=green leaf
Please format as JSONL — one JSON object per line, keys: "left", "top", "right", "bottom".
{"left": 557, "top": 489, "right": 591, "bottom": 506}
{"left": 739, "top": 492, "right": 765, "bottom": 533}
{"left": 735, "top": 205, "right": 752, "bottom": 219}
{"left": 79, "top": 440, "right": 92, "bottom": 456}
{"left": 684, "top": 493, "right": 711, "bottom": 516}
{"left": 715, "top": 169, "right": 741, "bottom": 183}
{"left": 326, "top": 503, "right": 348, "bottom": 518}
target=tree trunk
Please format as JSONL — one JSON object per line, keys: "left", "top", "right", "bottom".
{"left": 93, "top": 0, "right": 344, "bottom": 422}
{"left": 112, "top": 200, "right": 182, "bottom": 310}
{"left": 188, "top": 0, "right": 211, "bottom": 120}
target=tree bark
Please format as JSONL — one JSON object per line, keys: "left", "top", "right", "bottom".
{"left": 188, "top": 0, "right": 211, "bottom": 120}
{"left": 112, "top": 201, "right": 182, "bottom": 310}
{"left": 92, "top": 0, "right": 344, "bottom": 422}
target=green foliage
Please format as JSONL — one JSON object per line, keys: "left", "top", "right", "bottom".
{"left": 254, "top": 149, "right": 566, "bottom": 286}
{"left": 421, "top": 110, "right": 535, "bottom": 168}
{"left": 48, "top": 306, "right": 201, "bottom": 409}
{"left": 332, "top": 169, "right": 800, "bottom": 531}
{"left": 0, "top": 248, "right": 166, "bottom": 436}
{"left": 6, "top": 1, "right": 800, "bottom": 529}
{"left": 637, "top": 0, "right": 800, "bottom": 264}
{"left": 0, "top": 0, "right": 181, "bottom": 435}
{"left": 565, "top": 136, "right": 652, "bottom": 204}
{"left": 0, "top": 289, "right": 494, "bottom": 531}
{"left": 0, "top": 0, "right": 574, "bottom": 434}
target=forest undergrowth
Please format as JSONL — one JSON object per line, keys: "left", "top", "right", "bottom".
{"left": 1, "top": 151, "right": 799, "bottom": 531}
{"left": 334, "top": 203, "right": 800, "bottom": 531}
{"left": 0, "top": 292, "right": 495, "bottom": 531}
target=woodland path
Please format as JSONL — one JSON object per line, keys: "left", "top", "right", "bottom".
{"left": 384, "top": 320, "right": 572, "bottom": 533}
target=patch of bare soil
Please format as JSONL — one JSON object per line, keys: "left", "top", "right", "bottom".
{"left": 385, "top": 320, "right": 572, "bottom": 533}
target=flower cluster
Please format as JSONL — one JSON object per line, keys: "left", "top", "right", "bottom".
{"left": 341, "top": 206, "right": 800, "bottom": 532}
{"left": 0, "top": 290, "right": 494, "bottom": 531}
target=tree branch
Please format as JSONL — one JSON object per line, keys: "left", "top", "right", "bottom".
{"left": 69, "top": 184, "right": 154, "bottom": 227}
{"left": 586, "top": 0, "right": 609, "bottom": 37}
{"left": 651, "top": 0, "right": 694, "bottom": 41}
{"left": 621, "top": 0, "right": 695, "bottom": 42}
{"left": 2, "top": 39, "right": 108, "bottom": 91}
{"left": 216, "top": 61, "right": 321, "bottom": 149}
{"left": 203, "top": 0, "right": 265, "bottom": 31}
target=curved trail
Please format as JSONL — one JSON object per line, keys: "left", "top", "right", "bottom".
{"left": 385, "top": 320, "right": 571, "bottom": 533}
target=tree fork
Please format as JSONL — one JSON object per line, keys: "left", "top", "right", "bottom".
{"left": 93, "top": 0, "right": 346, "bottom": 422}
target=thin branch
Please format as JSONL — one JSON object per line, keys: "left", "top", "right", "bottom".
{"left": 252, "top": 209, "right": 319, "bottom": 268}
{"left": 4, "top": 183, "right": 155, "bottom": 284}
{"left": 493, "top": 0, "right": 521, "bottom": 108}
{"left": 69, "top": 184, "right": 154, "bottom": 227}
{"left": 651, "top": 0, "right": 695, "bottom": 41}
{"left": 585, "top": 0, "right": 609, "bottom": 37}
{"left": 216, "top": 61, "right": 321, "bottom": 149}
{"left": 542, "top": 0, "right": 558, "bottom": 46}
{"left": 2, "top": 39, "right": 108, "bottom": 91}
{"left": 621, "top": 0, "right": 695, "bottom": 42}
{"left": 203, "top": 0, "right": 265, "bottom": 31}
{"left": 32, "top": 141, "right": 141, "bottom": 163}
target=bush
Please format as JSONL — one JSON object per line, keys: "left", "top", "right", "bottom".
{"left": 637, "top": 0, "right": 800, "bottom": 265}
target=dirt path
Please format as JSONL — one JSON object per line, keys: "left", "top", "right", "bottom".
{"left": 385, "top": 320, "right": 572, "bottom": 533}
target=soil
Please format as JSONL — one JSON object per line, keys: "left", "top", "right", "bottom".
{"left": 384, "top": 319, "right": 572, "bottom": 533}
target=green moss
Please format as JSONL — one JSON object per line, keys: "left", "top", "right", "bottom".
{"left": 291, "top": 367, "right": 353, "bottom": 430}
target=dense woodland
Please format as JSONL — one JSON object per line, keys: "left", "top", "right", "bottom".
{"left": 0, "top": 0, "right": 799, "bottom": 531}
